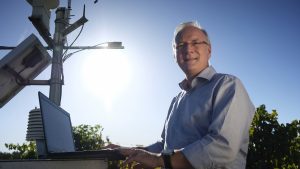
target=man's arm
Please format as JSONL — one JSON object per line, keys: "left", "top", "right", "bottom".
{"left": 118, "top": 148, "right": 193, "bottom": 169}
{"left": 181, "top": 76, "right": 255, "bottom": 168}
{"left": 117, "top": 77, "right": 254, "bottom": 169}
{"left": 145, "top": 141, "right": 164, "bottom": 153}
{"left": 144, "top": 96, "right": 178, "bottom": 154}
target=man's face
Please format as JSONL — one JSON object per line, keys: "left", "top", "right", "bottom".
{"left": 174, "top": 26, "right": 211, "bottom": 79}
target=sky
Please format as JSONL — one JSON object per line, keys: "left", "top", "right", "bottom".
{"left": 0, "top": 0, "right": 300, "bottom": 152}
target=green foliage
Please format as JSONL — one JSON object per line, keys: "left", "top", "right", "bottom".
{"left": 72, "top": 124, "right": 121, "bottom": 169}
{"left": 1, "top": 110, "right": 299, "bottom": 169}
{"left": 0, "top": 141, "right": 37, "bottom": 159}
{"left": 0, "top": 124, "right": 109, "bottom": 159}
{"left": 72, "top": 124, "right": 107, "bottom": 151}
{"left": 247, "top": 105, "right": 300, "bottom": 169}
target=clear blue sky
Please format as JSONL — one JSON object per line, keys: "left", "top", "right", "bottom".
{"left": 1, "top": 0, "right": 300, "bottom": 152}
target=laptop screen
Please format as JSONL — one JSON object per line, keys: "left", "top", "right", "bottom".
{"left": 38, "top": 92, "right": 75, "bottom": 153}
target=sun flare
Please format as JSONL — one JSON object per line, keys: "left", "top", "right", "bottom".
{"left": 80, "top": 50, "right": 131, "bottom": 109}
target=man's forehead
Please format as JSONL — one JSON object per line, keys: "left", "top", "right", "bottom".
{"left": 175, "top": 26, "right": 206, "bottom": 42}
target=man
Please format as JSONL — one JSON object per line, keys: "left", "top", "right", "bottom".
{"left": 115, "top": 21, "right": 255, "bottom": 169}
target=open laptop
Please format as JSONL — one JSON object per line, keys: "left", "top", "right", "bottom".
{"left": 38, "top": 91, "right": 125, "bottom": 160}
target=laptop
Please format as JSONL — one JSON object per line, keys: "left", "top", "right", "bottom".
{"left": 38, "top": 91, "right": 125, "bottom": 160}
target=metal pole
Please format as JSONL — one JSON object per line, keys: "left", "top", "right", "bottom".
{"left": 49, "top": 7, "right": 67, "bottom": 106}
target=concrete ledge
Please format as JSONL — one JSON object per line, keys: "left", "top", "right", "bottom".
{"left": 0, "top": 159, "right": 108, "bottom": 169}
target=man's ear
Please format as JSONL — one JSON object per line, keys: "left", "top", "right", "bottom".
{"left": 172, "top": 45, "right": 176, "bottom": 56}
{"left": 172, "top": 46, "right": 178, "bottom": 61}
{"left": 173, "top": 54, "right": 178, "bottom": 63}
{"left": 208, "top": 45, "right": 212, "bottom": 59}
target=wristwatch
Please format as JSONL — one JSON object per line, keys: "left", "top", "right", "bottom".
{"left": 161, "top": 149, "right": 174, "bottom": 169}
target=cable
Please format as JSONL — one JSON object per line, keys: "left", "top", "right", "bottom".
{"left": 59, "top": 23, "right": 84, "bottom": 90}
{"left": 62, "top": 40, "right": 112, "bottom": 62}
{"left": 62, "top": 23, "right": 85, "bottom": 62}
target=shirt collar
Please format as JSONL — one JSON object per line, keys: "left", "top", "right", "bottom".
{"left": 179, "top": 66, "right": 217, "bottom": 91}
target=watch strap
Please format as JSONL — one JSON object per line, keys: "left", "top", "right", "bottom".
{"left": 162, "top": 150, "right": 174, "bottom": 169}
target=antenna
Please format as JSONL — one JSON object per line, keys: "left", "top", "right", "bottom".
{"left": 68, "top": 0, "right": 72, "bottom": 9}
{"left": 1, "top": 0, "right": 124, "bottom": 158}
{"left": 83, "top": 4, "right": 86, "bottom": 17}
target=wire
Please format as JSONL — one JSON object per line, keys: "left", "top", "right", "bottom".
{"left": 62, "top": 23, "right": 85, "bottom": 62}
{"left": 60, "top": 22, "right": 84, "bottom": 90}
{"left": 62, "top": 41, "right": 110, "bottom": 63}
{"left": 62, "top": 48, "right": 85, "bottom": 62}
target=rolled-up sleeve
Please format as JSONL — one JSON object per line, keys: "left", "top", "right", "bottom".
{"left": 146, "top": 127, "right": 165, "bottom": 153}
{"left": 182, "top": 77, "right": 255, "bottom": 168}
{"left": 146, "top": 141, "right": 164, "bottom": 153}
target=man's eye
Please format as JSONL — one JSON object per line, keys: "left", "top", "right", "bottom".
{"left": 193, "top": 41, "right": 203, "bottom": 45}
{"left": 192, "top": 42, "right": 199, "bottom": 45}
{"left": 176, "top": 41, "right": 208, "bottom": 49}
{"left": 176, "top": 43, "right": 184, "bottom": 49}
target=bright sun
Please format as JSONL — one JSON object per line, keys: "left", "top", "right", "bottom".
{"left": 80, "top": 50, "right": 131, "bottom": 110}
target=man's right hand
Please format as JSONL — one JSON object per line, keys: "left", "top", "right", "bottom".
{"left": 103, "top": 143, "right": 121, "bottom": 149}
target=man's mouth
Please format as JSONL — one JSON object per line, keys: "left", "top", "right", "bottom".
{"left": 184, "top": 58, "right": 197, "bottom": 63}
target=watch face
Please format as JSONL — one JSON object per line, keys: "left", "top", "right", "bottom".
{"left": 162, "top": 149, "right": 174, "bottom": 169}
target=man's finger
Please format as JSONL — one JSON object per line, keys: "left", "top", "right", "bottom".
{"left": 103, "top": 143, "right": 120, "bottom": 149}
{"left": 120, "top": 156, "right": 134, "bottom": 168}
{"left": 117, "top": 147, "right": 136, "bottom": 156}
{"left": 133, "top": 163, "right": 148, "bottom": 169}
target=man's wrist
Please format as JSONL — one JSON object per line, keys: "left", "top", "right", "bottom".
{"left": 161, "top": 149, "right": 174, "bottom": 169}
{"left": 157, "top": 153, "right": 165, "bottom": 168}
{"left": 134, "top": 146, "right": 148, "bottom": 151}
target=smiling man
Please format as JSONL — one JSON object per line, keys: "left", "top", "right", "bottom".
{"left": 116, "top": 21, "right": 255, "bottom": 169}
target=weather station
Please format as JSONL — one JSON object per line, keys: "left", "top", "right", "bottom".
{"left": 0, "top": 0, "right": 124, "bottom": 168}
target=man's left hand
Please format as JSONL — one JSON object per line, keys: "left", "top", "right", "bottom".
{"left": 117, "top": 147, "right": 163, "bottom": 169}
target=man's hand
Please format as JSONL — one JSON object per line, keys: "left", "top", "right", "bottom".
{"left": 105, "top": 144, "right": 194, "bottom": 169}
{"left": 103, "top": 143, "right": 121, "bottom": 149}
{"left": 118, "top": 147, "right": 163, "bottom": 169}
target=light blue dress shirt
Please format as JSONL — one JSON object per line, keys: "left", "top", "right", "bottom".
{"left": 147, "top": 66, "right": 255, "bottom": 169}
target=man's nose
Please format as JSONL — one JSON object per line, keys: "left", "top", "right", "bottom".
{"left": 183, "top": 43, "right": 195, "bottom": 53}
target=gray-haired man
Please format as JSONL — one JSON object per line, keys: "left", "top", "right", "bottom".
{"left": 115, "top": 21, "right": 255, "bottom": 169}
